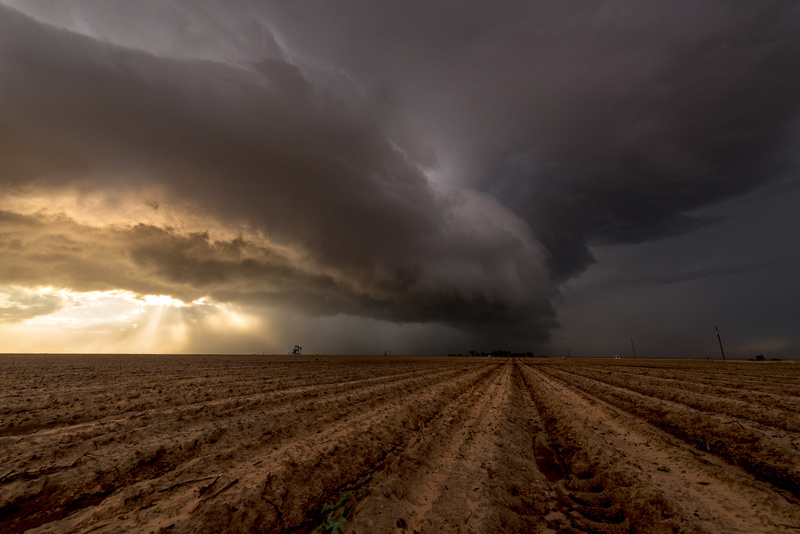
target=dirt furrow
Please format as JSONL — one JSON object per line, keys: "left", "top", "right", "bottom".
{"left": 28, "top": 363, "right": 502, "bottom": 533}
{"left": 536, "top": 365, "right": 800, "bottom": 498}
{"left": 554, "top": 365, "right": 800, "bottom": 432}
{"left": 0, "top": 364, "right": 462, "bottom": 471}
{"left": 346, "top": 361, "right": 520, "bottom": 533}
{"left": 0, "top": 361, "right": 456, "bottom": 436}
{"left": 580, "top": 367, "right": 800, "bottom": 417}
{"left": 586, "top": 364, "right": 800, "bottom": 398}
{"left": 0, "top": 364, "right": 459, "bottom": 450}
{"left": 0, "top": 364, "right": 485, "bottom": 533}
{"left": 507, "top": 362, "right": 573, "bottom": 533}
{"left": 530, "top": 366, "right": 800, "bottom": 533}
{"left": 4, "top": 356, "right": 799, "bottom": 534}
{"left": 519, "top": 363, "right": 705, "bottom": 533}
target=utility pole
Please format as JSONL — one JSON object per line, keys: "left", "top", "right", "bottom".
{"left": 715, "top": 325, "right": 726, "bottom": 361}
{"left": 630, "top": 338, "right": 637, "bottom": 359}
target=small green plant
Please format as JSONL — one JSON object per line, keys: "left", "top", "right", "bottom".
{"left": 465, "top": 421, "right": 480, "bottom": 443}
{"left": 657, "top": 466, "right": 671, "bottom": 473}
{"left": 319, "top": 514, "right": 345, "bottom": 534}
{"left": 317, "top": 491, "right": 358, "bottom": 533}
{"left": 152, "top": 505, "right": 163, "bottom": 512}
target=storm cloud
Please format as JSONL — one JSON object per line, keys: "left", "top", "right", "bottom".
{"left": 251, "top": 1, "right": 800, "bottom": 279}
{"left": 2, "top": 1, "right": 800, "bottom": 354}
{"left": 0, "top": 3, "right": 554, "bottom": 341}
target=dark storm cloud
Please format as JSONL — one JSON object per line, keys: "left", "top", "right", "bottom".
{"left": 257, "top": 1, "right": 800, "bottom": 280}
{"left": 622, "top": 263, "right": 768, "bottom": 287}
{"left": 3, "top": 1, "right": 800, "bottom": 348}
{"left": 0, "top": 5, "right": 553, "bottom": 336}
{"left": 0, "top": 209, "right": 551, "bottom": 333}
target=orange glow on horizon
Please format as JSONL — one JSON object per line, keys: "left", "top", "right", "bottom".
{"left": 0, "top": 286, "right": 267, "bottom": 353}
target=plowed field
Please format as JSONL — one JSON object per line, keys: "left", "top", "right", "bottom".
{"left": 1, "top": 355, "right": 799, "bottom": 533}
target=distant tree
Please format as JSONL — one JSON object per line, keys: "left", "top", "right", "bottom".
{"left": 291, "top": 345, "right": 302, "bottom": 355}
{"left": 755, "top": 354, "right": 765, "bottom": 361}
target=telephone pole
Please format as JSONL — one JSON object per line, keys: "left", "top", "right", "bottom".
{"left": 715, "top": 325, "right": 726, "bottom": 361}
{"left": 630, "top": 338, "right": 637, "bottom": 359}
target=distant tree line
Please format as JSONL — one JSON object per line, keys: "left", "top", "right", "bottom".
{"left": 447, "top": 350, "right": 544, "bottom": 357}
{"left": 749, "top": 354, "right": 782, "bottom": 361}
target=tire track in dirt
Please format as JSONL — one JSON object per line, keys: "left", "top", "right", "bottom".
{"left": 348, "top": 359, "right": 602, "bottom": 534}
{"left": 25, "top": 362, "right": 502, "bottom": 533}
{"left": 528, "top": 365, "right": 800, "bottom": 534}
{"left": 519, "top": 362, "right": 699, "bottom": 533}
{"left": 508, "top": 362, "right": 573, "bottom": 533}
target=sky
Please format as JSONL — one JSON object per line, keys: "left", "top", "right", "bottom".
{"left": 1, "top": 1, "right": 799, "bottom": 358}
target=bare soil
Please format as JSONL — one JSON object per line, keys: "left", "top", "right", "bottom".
{"left": 1, "top": 355, "right": 799, "bottom": 533}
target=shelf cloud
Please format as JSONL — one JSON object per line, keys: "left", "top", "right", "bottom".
{"left": 2, "top": 1, "right": 800, "bottom": 355}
